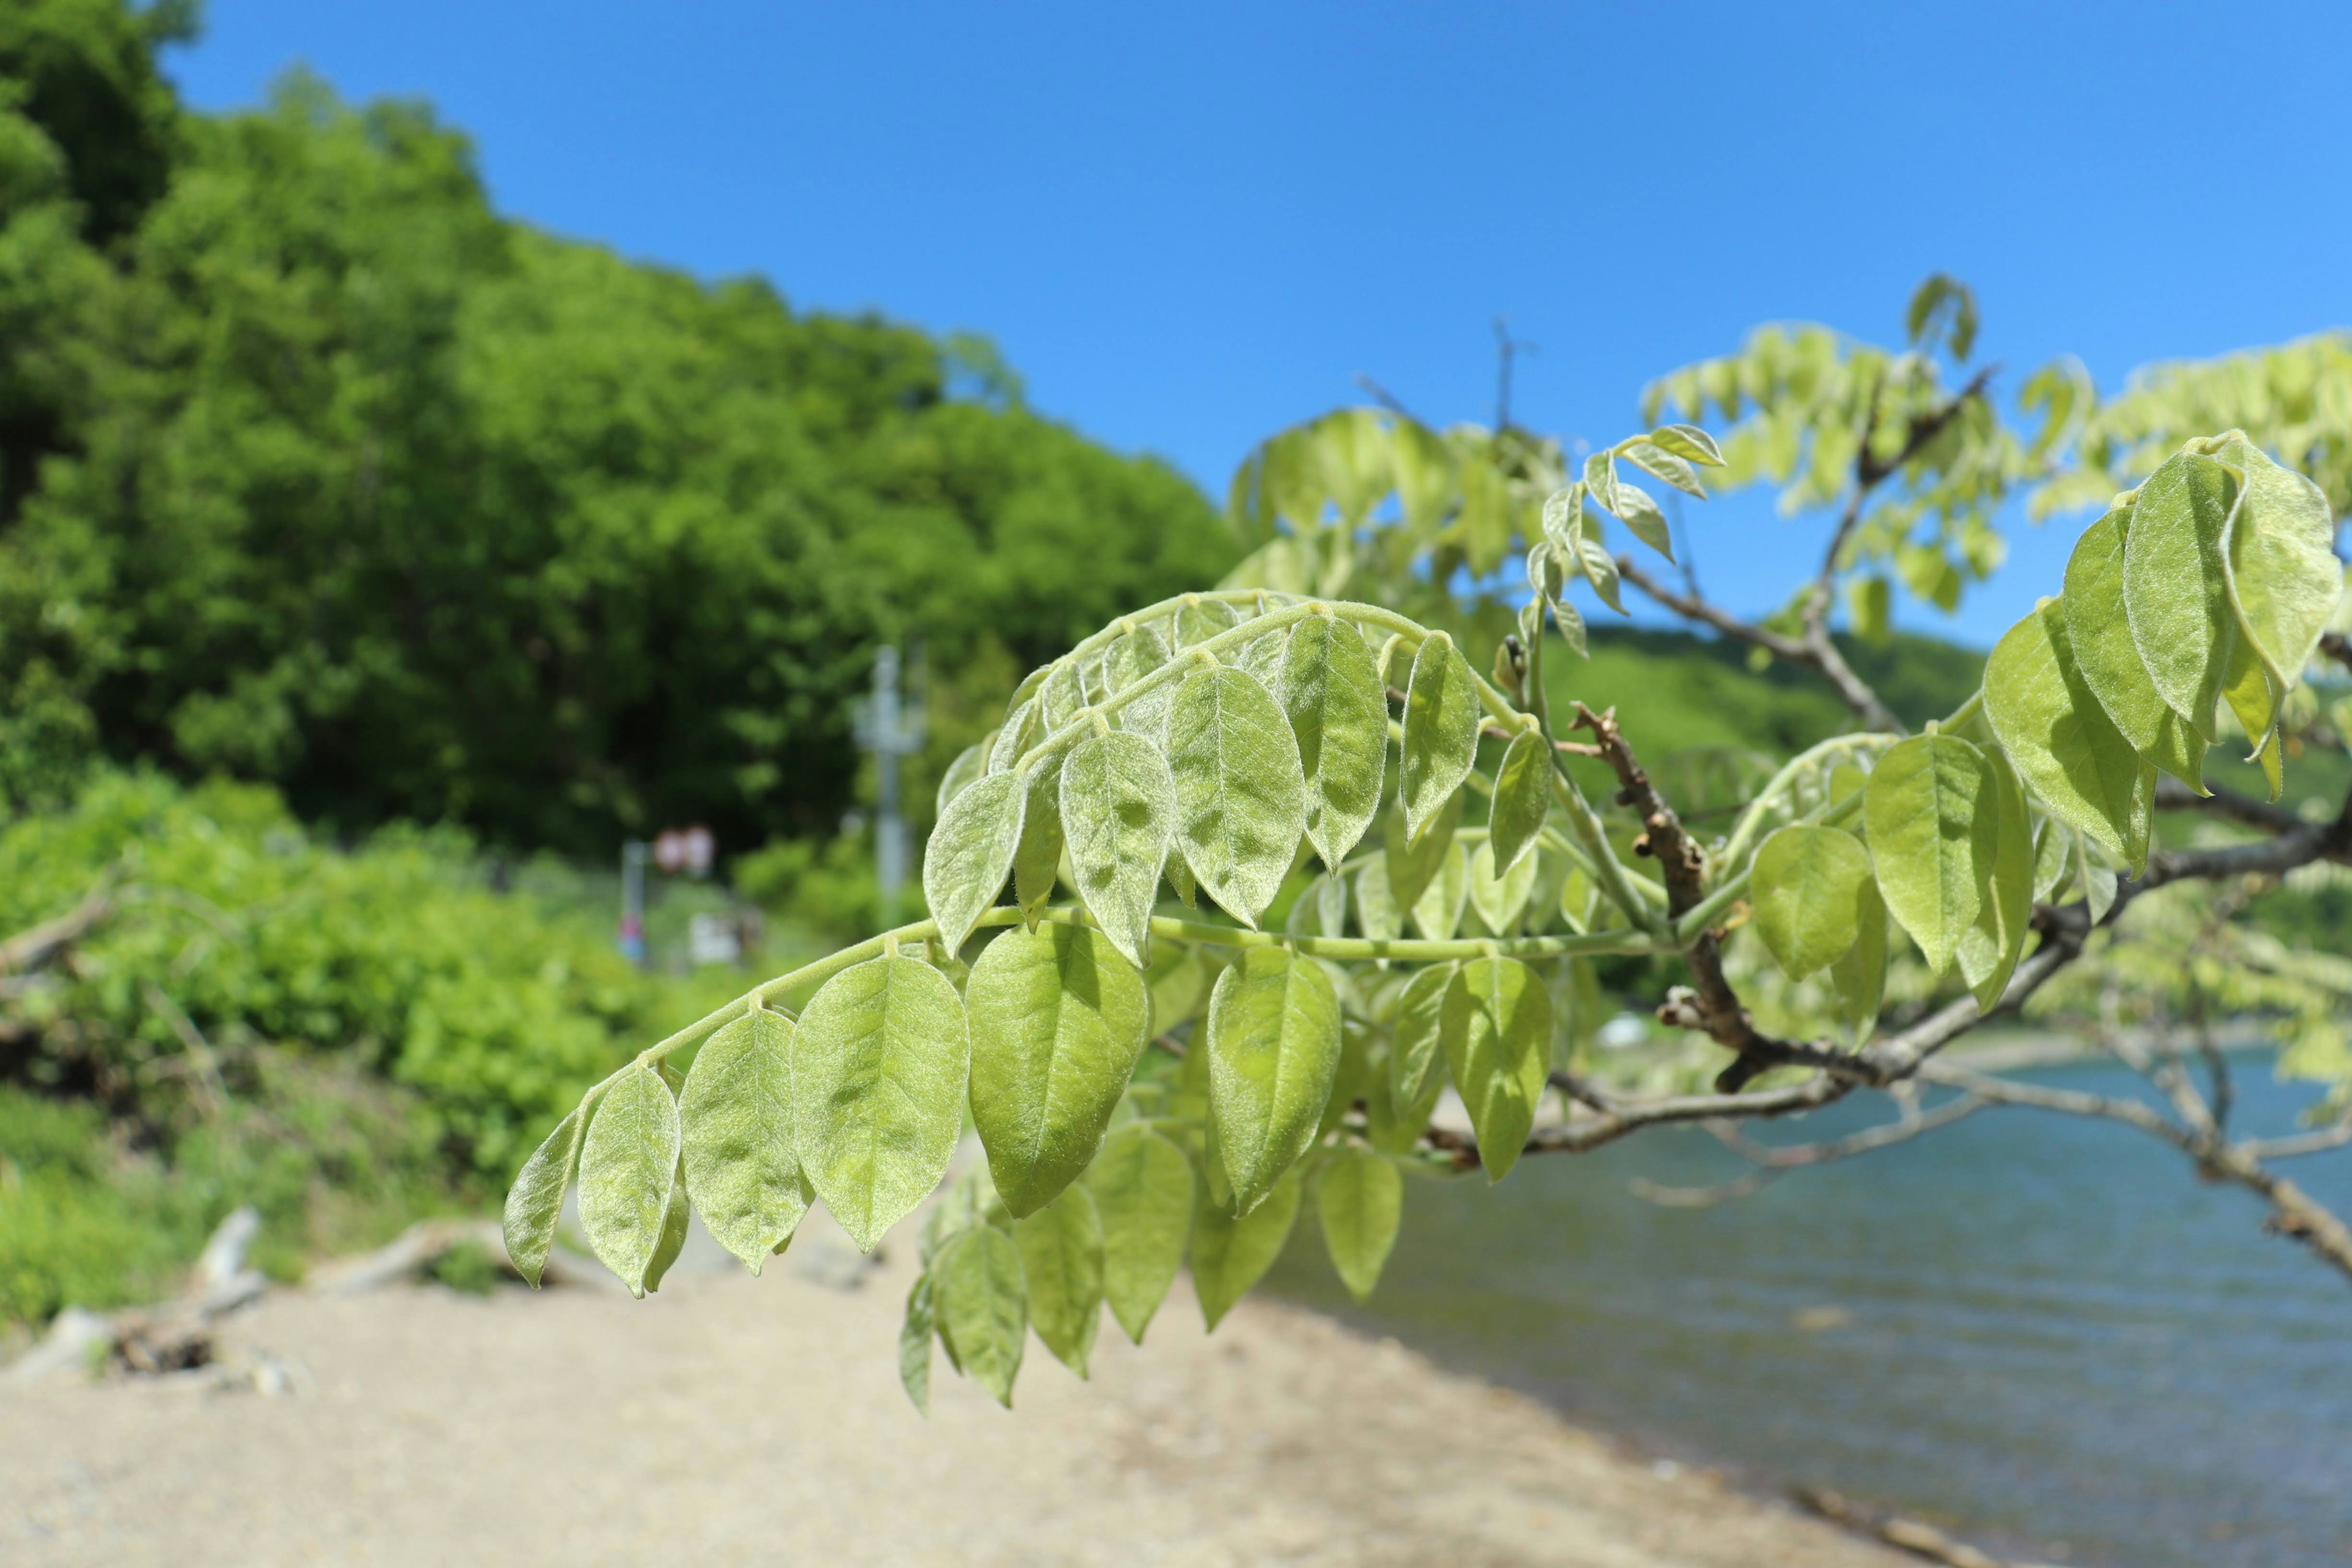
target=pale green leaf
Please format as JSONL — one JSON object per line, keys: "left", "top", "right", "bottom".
{"left": 1863, "top": 734, "right": 1989, "bottom": 975}
{"left": 1060, "top": 731, "right": 1177, "bottom": 969}
{"left": 1174, "top": 595, "right": 1243, "bottom": 649}
{"left": 1466, "top": 839, "right": 1536, "bottom": 935}
{"left": 579, "top": 1065, "right": 681, "bottom": 1297}
{"left": 1985, "top": 597, "right": 2154, "bottom": 869}
{"left": 1440, "top": 957, "right": 1550, "bottom": 1183}
{"left": 935, "top": 1225, "right": 1027, "bottom": 1407}
{"left": 1316, "top": 869, "right": 1349, "bottom": 938}
{"left": 1354, "top": 855, "right": 1402, "bottom": 945}
{"left": 1578, "top": 535, "right": 1626, "bottom": 614}
{"left": 1827, "top": 878, "right": 1887, "bottom": 1046}
{"left": 1487, "top": 729, "right": 1550, "bottom": 875}
{"left": 1278, "top": 612, "right": 1389, "bottom": 871}
{"left": 1012, "top": 760, "right": 1065, "bottom": 922}
{"left": 2124, "top": 451, "right": 2240, "bottom": 740}
{"left": 922, "top": 771, "right": 1024, "bottom": 954}
{"left": 1392, "top": 418, "right": 1459, "bottom": 533}
{"left": 1752, "top": 825, "right": 1873, "bottom": 981}
{"left": 1105, "top": 622, "right": 1175, "bottom": 741}
{"left": 1649, "top": 423, "right": 1725, "bottom": 468}
{"left": 1167, "top": 665, "right": 1308, "bottom": 927}
{"left": 1583, "top": 451, "right": 1619, "bottom": 514}
{"left": 1408, "top": 836, "right": 1469, "bottom": 941}
{"left": 1956, "top": 748, "right": 2033, "bottom": 1012}
{"left": 1191, "top": 1166, "right": 1302, "bottom": 1330}
{"left": 1206, "top": 948, "right": 1343, "bottom": 1213}
{"left": 937, "top": 740, "right": 990, "bottom": 817}
{"left": 990, "top": 696, "right": 1042, "bottom": 774}
{"left": 2031, "top": 815, "right": 2072, "bottom": 903}
{"left": 2062, "top": 504, "right": 2208, "bottom": 790}
{"left": 899, "top": 1271, "right": 935, "bottom": 1414}
{"left": 1848, "top": 575, "right": 1891, "bottom": 646}
{"left": 503, "top": 1102, "right": 585, "bottom": 1291}
{"left": 643, "top": 1152, "right": 690, "bottom": 1294}
{"left": 1623, "top": 440, "right": 1707, "bottom": 500}
{"left": 1400, "top": 632, "right": 1481, "bottom": 842}
{"left": 1012, "top": 1182, "right": 1104, "bottom": 1377}
{"left": 1084, "top": 1126, "right": 1194, "bottom": 1343}
{"left": 679, "top": 1008, "right": 811, "bottom": 1272}
{"left": 1384, "top": 793, "right": 1461, "bottom": 911}
{"left": 1388, "top": 962, "right": 1455, "bottom": 1112}
{"left": 1316, "top": 1148, "right": 1403, "bottom": 1302}
{"left": 2076, "top": 831, "right": 2119, "bottom": 923}
{"left": 2221, "top": 435, "right": 2340, "bottom": 685}
{"left": 1610, "top": 478, "right": 1674, "bottom": 560}
{"left": 1145, "top": 945, "right": 1208, "bottom": 1030}
{"left": 967, "top": 922, "right": 1149, "bottom": 1218}
{"left": 793, "top": 951, "right": 972, "bottom": 1252}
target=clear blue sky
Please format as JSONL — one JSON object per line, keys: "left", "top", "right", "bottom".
{"left": 167, "top": 1, "right": 2352, "bottom": 647}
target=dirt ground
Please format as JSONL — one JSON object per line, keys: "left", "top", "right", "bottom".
{"left": 1, "top": 1208, "right": 1908, "bottom": 1568}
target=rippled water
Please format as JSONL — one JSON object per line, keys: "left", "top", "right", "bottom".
{"left": 1265, "top": 1054, "right": 2352, "bottom": 1567}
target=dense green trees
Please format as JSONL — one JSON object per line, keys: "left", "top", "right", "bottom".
{"left": 0, "top": 2, "right": 1233, "bottom": 851}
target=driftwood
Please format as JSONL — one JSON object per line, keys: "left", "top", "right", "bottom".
{"left": 1792, "top": 1486, "right": 2065, "bottom": 1568}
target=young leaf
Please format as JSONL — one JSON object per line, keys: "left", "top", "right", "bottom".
{"left": 1278, "top": 612, "right": 1389, "bottom": 871}
{"left": 1622, "top": 439, "right": 1707, "bottom": 500}
{"left": 1610, "top": 479, "right": 1675, "bottom": 561}
{"left": 1408, "top": 837, "right": 1470, "bottom": 941}
{"left": 578, "top": 1065, "right": 682, "bottom": 1297}
{"left": 934, "top": 1224, "right": 1028, "bottom": 1408}
{"left": 1315, "top": 869, "right": 1349, "bottom": 938}
{"left": 1191, "top": 1166, "right": 1302, "bottom": 1330}
{"left": 1389, "top": 962, "right": 1456, "bottom": 1112}
{"left": 1038, "top": 660, "right": 1087, "bottom": 731}
{"left": 1105, "top": 622, "right": 1175, "bottom": 741}
{"left": 1827, "top": 878, "right": 1888, "bottom": 1046}
{"left": 1174, "top": 595, "right": 1243, "bottom": 649}
{"left": 2220, "top": 435, "right": 2341, "bottom": 686}
{"left": 1384, "top": 792, "right": 1461, "bottom": 911}
{"left": 1060, "top": 731, "right": 1177, "bottom": 969}
{"left": 503, "top": 1101, "right": 586, "bottom": 1290}
{"left": 922, "top": 771, "right": 1024, "bottom": 954}
{"left": 679, "top": 1008, "right": 811, "bottom": 1272}
{"left": 2062, "top": 504, "right": 2208, "bottom": 790}
{"left": 1863, "top": 734, "right": 1990, "bottom": 975}
{"left": 1354, "top": 855, "right": 1402, "bottom": 944}
{"left": 1466, "top": 839, "right": 1537, "bottom": 935}
{"left": 1206, "top": 947, "right": 1343, "bottom": 1214}
{"left": 1166, "top": 665, "right": 1308, "bottom": 927}
{"left": 643, "top": 1152, "right": 690, "bottom": 1294}
{"left": 899, "top": 1271, "right": 936, "bottom": 1414}
{"left": 991, "top": 696, "right": 1042, "bottom": 774}
{"left": 937, "top": 739, "right": 990, "bottom": 816}
{"left": 1651, "top": 423, "right": 1725, "bottom": 467}
{"left": 793, "top": 951, "right": 973, "bottom": 1252}
{"left": 967, "top": 922, "right": 1150, "bottom": 1218}
{"left": 1984, "top": 597, "right": 2154, "bottom": 869}
{"left": 2075, "top": 831, "right": 2119, "bottom": 924}
{"left": 2031, "top": 815, "right": 2073, "bottom": 902}
{"left": 1956, "top": 748, "right": 2034, "bottom": 1012}
{"left": 1400, "top": 632, "right": 1481, "bottom": 842}
{"left": 1487, "top": 729, "right": 1551, "bottom": 875}
{"left": 1316, "top": 1148, "right": 1403, "bottom": 1302}
{"left": 1440, "top": 957, "right": 1551, "bottom": 1183}
{"left": 1751, "top": 825, "right": 1874, "bottom": 981}
{"left": 1012, "top": 1183, "right": 1105, "bottom": 1377}
{"left": 1578, "top": 535, "right": 1626, "bottom": 614}
{"left": 1012, "top": 760, "right": 1066, "bottom": 923}
{"left": 1084, "top": 1126, "right": 1194, "bottom": 1344}
{"left": 2122, "top": 450, "right": 2240, "bottom": 740}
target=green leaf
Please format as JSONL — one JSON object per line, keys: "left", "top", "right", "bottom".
{"left": 1487, "top": 729, "right": 1550, "bottom": 875}
{"left": 643, "top": 1152, "right": 690, "bottom": 1294}
{"left": 1315, "top": 870, "right": 1349, "bottom": 938}
{"left": 1146, "top": 945, "right": 1208, "bottom": 1030}
{"left": 1354, "top": 854, "right": 1402, "bottom": 944}
{"left": 1956, "top": 748, "right": 2034, "bottom": 1012}
{"left": 1105, "top": 622, "right": 1175, "bottom": 741}
{"left": 1400, "top": 631, "right": 1481, "bottom": 842}
{"left": 2032, "top": 815, "right": 2073, "bottom": 902}
{"left": 934, "top": 1224, "right": 1028, "bottom": 1407}
{"left": 503, "top": 1102, "right": 586, "bottom": 1290}
{"left": 1848, "top": 575, "right": 1892, "bottom": 646}
{"left": 1408, "top": 836, "right": 1469, "bottom": 941}
{"left": 2062, "top": 504, "right": 2208, "bottom": 790}
{"left": 1583, "top": 451, "right": 1619, "bottom": 515}
{"left": 1278, "top": 612, "right": 1389, "bottom": 872}
{"left": 1610, "top": 479, "right": 1675, "bottom": 561}
{"left": 1440, "top": 957, "right": 1551, "bottom": 1183}
{"left": 1389, "top": 962, "right": 1455, "bottom": 1114}
{"left": 1174, "top": 595, "right": 1243, "bottom": 649}
{"left": 1751, "top": 825, "right": 1874, "bottom": 981}
{"left": 1984, "top": 597, "right": 2154, "bottom": 869}
{"left": 899, "top": 1271, "right": 936, "bottom": 1414}
{"left": 991, "top": 696, "right": 1042, "bottom": 773}
{"left": 2221, "top": 434, "right": 2341, "bottom": 687}
{"left": 1166, "top": 665, "right": 1308, "bottom": 927}
{"left": 1384, "top": 792, "right": 1461, "bottom": 911}
{"left": 937, "top": 739, "right": 990, "bottom": 816}
{"left": 679, "top": 1007, "right": 811, "bottom": 1272}
{"left": 1038, "top": 660, "right": 1087, "bottom": 731}
{"left": 1466, "top": 839, "right": 1536, "bottom": 935}
{"left": 1207, "top": 948, "right": 1342, "bottom": 1213}
{"left": 1649, "top": 423, "right": 1725, "bottom": 467}
{"left": 1060, "top": 731, "right": 1177, "bottom": 969}
{"left": 1623, "top": 440, "right": 1707, "bottom": 500}
{"left": 1392, "top": 418, "right": 1459, "bottom": 533}
{"left": 793, "top": 951, "right": 972, "bottom": 1252}
{"left": 1084, "top": 1126, "right": 1194, "bottom": 1343}
{"left": 967, "top": 922, "right": 1150, "bottom": 1218}
{"left": 1316, "top": 1148, "right": 1403, "bottom": 1302}
{"left": 1012, "top": 760, "right": 1065, "bottom": 923}
{"left": 2123, "top": 451, "right": 2241, "bottom": 741}
{"left": 2075, "top": 831, "right": 2119, "bottom": 924}
{"left": 1827, "top": 878, "right": 1888, "bottom": 1046}
{"left": 1191, "top": 1166, "right": 1302, "bottom": 1330}
{"left": 922, "top": 771, "right": 1024, "bottom": 954}
{"left": 1863, "top": 734, "right": 1989, "bottom": 975}
{"left": 1578, "top": 535, "right": 1626, "bottom": 614}
{"left": 1012, "top": 1182, "right": 1104, "bottom": 1377}
{"left": 579, "top": 1065, "right": 681, "bottom": 1297}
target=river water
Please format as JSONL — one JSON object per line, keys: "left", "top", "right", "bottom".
{"left": 1265, "top": 1054, "right": 2352, "bottom": 1567}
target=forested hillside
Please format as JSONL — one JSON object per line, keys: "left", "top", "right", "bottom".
{"left": 0, "top": 0, "right": 1234, "bottom": 854}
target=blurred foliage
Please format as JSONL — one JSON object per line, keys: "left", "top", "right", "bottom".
{"left": 0, "top": 4, "right": 1233, "bottom": 852}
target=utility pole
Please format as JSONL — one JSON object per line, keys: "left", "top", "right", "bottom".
{"left": 853, "top": 644, "right": 926, "bottom": 929}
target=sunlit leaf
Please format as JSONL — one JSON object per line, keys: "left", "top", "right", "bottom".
{"left": 1440, "top": 956, "right": 1550, "bottom": 1183}
{"left": 1487, "top": 729, "right": 1550, "bottom": 875}
{"left": 1466, "top": 839, "right": 1536, "bottom": 935}
{"left": 1167, "top": 665, "right": 1308, "bottom": 927}
{"left": 1316, "top": 1148, "right": 1403, "bottom": 1302}
{"left": 1012, "top": 1182, "right": 1104, "bottom": 1377}
{"left": 1751, "top": 825, "right": 1873, "bottom": 981}
{"left": 2123, "top": 451, "right": 2239, "bottom": 740}
{"left": 1060, "top": 731, "right": 1177, "bottom": 968}
{"left": 2062, "top": 504, "right": 2208, "bottom": 790}
{"left": 935, "top": 1224, "right": 1027, "bottom": 1407}
{"left": 922, "top": 771, "right": 1023, "bottom": 954}
{"left": 1863, "top": 734, "right": 1990, "bottom": 975}
{"left": 1191, "top": 1166, "right": 1302, "bottom": 1330}
{"left": 1206, "top": 948, "right": 1342, "bottom": 1213}
{"left": 1278, "top": 612, "right": 1388, "bottom": 872}
{"left": 1084, "top": 1126, "right": 1194, "bottom": 1343}
{"left": 503, "top": 1102, "right": 586, "bottom": 1290}
{"left": 1984, "top": 598, "right": 2154, "bottom": 869}
{"left": 578, "top": 1065, "right": 681, "bottom": 1297}
{"left": 1400, "top": 631, "right": 1482, "bottom": 843}
{"left": 1408, "top": 836, "right": 1469, "bottom": 940}
{"left": 679, "top": 1007, "right": 811, "bottom": 1272}
{"left": 1955, "top": 748, "right": 2033, "bottom": 1011}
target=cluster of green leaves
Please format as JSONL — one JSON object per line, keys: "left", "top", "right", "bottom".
{"left": 0, "top": 4, "right": 1232, "bottom": 851}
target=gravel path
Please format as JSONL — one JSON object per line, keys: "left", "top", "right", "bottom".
{"left": 2, "top": 1209, "right": 1905, "bottom": 1568}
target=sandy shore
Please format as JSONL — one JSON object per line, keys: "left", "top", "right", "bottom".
{"left": 1, "top": 1208, "right": 1908, "bottom": 1568}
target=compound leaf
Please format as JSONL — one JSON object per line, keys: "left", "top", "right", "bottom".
{"left": 1440, "top": 956, "right": 1550, "bottom": 1184}
{"left": 1985, "top": 597, "right": 2154, "bottom": 869}
{"left": 1864, "top": 734, "right": 1990, "bottom": 975}
{"left": 1752, "top": 825, "right": 1874, "bottom": 981}
{"left": 922, "top": 770, "right": 1023, "bottom": 954}
{"left": 578, "top": 1065, "right": 681, "bottom": 1297}
{"left": 1167, "top": 665, "right": 1308, "bottom": 927}
{"left": 1279, "top": 612, "right": 1389, "bottom": 872}
{"left": 1400, "top": 631, "right": 1480, "bottom": 842}
{"left": 1207, "top": 948, "right": 1343, "bottom": 1214}
{"left": 679, "top": 1007, "right": 811, "bottom": 1272}
{"left": 1061, "top": 731, "right": 1177, "bottom": 969}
